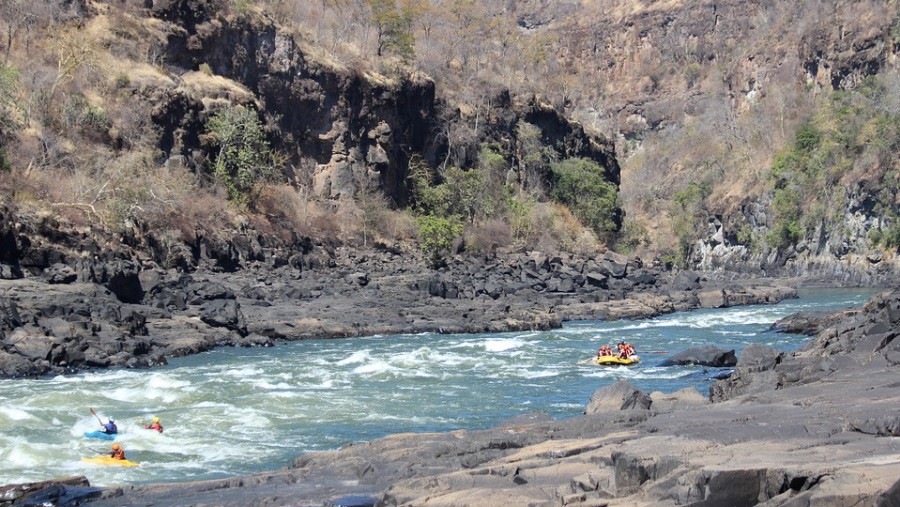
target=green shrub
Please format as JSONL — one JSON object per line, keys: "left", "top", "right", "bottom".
{"left": 615, "top": 219, "right": 648, "bottom": 254}
{"left": 549, "top": 157, "right": 619, "bottom": 240}
{"left": 505, "top": 192, "right": 534, "bottom": 241}
{"left": 206, "top": 105, "right": 278, "bottom": 206}
{"left": 669, "top": 181, "right": 711, "bottom": 266}
{"left": 0, "top": 63, "right": 22, "bottom": 138}
{"left": 416, "top": 214, "right": 464, "bottom": 264}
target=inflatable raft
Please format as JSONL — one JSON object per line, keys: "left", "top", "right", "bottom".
{"left": 593, "top": 355, "right": 640, "bottom": 366}
{"left": 82, "top": 456, "right": 139, "bottom": 467}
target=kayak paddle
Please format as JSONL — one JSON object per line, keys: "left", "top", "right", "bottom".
{"left": 89, "top": 407, "right": 103, "bottom": 425}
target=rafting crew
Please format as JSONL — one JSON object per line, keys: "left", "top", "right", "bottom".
{"left": 597, "top": 344, "right": 614, "bottom": 357}
{"left": 617, "top": 341, "right": 635, "bottom": 359}
{"left": 596, "top": 342, "right": 635, "bottom": 359}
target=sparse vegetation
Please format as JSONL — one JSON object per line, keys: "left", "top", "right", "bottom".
{"left": 670, "top": 181, "right": 711, "bottom": 267}
{"left": 764, "top": 79, "right": 900, "bottom": 253}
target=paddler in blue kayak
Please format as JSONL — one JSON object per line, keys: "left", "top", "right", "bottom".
{"left": 90, "top": 407, "right": 118, "bottom": 435}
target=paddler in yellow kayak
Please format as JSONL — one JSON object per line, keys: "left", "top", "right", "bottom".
{"left": 109, "top": 443, "right": 126, "bottom": 460}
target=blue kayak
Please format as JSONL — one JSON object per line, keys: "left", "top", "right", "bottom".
{"left": 84, "top": 430, "right": 116, "bottom": 441}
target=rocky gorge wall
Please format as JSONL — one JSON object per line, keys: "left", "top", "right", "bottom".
{"left": 146, "top": 0, "right": 619, "bottom": 209}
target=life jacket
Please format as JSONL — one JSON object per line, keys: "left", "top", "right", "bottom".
{"left": 146, "top": 422, "right": 163, "bottom": 433}
{"left": 103, "top": 422, "right": 118, "bottom": 434}
{"left": 110, "top": 449, "right": 126, "bottom": 460}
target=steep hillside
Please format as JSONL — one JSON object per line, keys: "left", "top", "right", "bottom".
{"left": 0, "top": 0, "right": 897, "bottom": 283}
{"left": 545, "top": 0, "right": 900, "bottom": 282}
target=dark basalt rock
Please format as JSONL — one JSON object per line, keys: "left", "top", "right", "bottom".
{"left": 43, "top": 263, "right": 77, "bottom": 284}
{"left": 0, "top": 476, "right": 99, "bottom": 507}
{"left": 659, "top": 345, "right": 737, "bottom": 367}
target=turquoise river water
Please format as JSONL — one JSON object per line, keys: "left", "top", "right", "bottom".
{"left": 0, "top": 288, "right": 876, "bottom": 486}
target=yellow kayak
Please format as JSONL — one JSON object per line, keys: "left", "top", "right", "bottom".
{"left": 593, "top": 355, "right": 640, "bottom": 366}
{"left": 82, "top": 456, "right": 140, "bottom": 467}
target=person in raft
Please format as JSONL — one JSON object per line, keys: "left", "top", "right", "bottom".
{"left": 597, "top": 344, "right": 614, "bottom": 357}
{"left": 617, "top": 342, "right": 635, "bottom": 359}
{"left": 144, "top": 416, "right": 163, "bottom": 433}
{"left": 109, "top": 443, "right": 126, "bottom": 460}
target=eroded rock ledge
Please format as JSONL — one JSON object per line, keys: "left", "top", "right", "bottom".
{"left": 0, "top": 241, "right": 795, "bottom": 379}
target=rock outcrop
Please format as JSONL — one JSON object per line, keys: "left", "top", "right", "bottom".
{"left": 658, "top": 345, "right": 737, "bottom": 367}
{"left": 0, "top": 235, "right": 796, "bottom": 378}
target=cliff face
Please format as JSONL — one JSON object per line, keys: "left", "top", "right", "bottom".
{"left": 146, "top": 0, "right": 618, "bottom": 210}
{"left": 547, "top": 0, "right": 899, "bottom": 283}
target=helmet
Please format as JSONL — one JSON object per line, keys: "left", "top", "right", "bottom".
{"left": 108, "top": 419, "right": 115, "bottom": 423}
{"left": 152, "top": 417, "right": 160, "bottom": 424}
{"left": 111, "top": 444, "right": 121, "bottom": 450}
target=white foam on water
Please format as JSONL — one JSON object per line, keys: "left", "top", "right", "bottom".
{"left": 254, "top": 381, "right": 295, "bottom": 390}
{"left": 220, "top": 365, "right": 266, "bottom": 378}
{"left": 146, "top": 375, "right": 192, "bottom": 390}
{"left": 0, "top": 405, "right": 35, "bottom": 422}
{"left": 516, "top": 369, "right": 560, "bottom": 379}
{"left": 336, "top": 350, "right": 372, "bottom": 366}
{"left": 591, "top": 322, "right": 656, "bottom": 332}
{"left": 483, "top": 338, "right": 526, "bottom": 352}
{"left": 352, "top": 358, "right": 400, "bottom": 376}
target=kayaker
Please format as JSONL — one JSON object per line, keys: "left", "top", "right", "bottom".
{"left": 144, "top": 416, "right": 163, "bottom": 433}
{"left": 109, "top": 443, "right": 126, "bottom": 460}
{"left": 100, "top": 418, "right": 118, "bottom": 435}
{"left": 90, "top": 407, "right": 118, "bottom": 435}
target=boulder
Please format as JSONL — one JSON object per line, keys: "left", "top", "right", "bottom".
{"left": 672, "top": 270, "right": 701, "bottom": 291}
{"left": 585, "top": 380, "right": 651, "bottom": 414}
{"left": 199, "top": 299, "right": 247, "bottom": 332}
{"left": 698, "top": 289, "right": 727, "bottom": 308}
{"left": 709, "top": 345, "right": 785, "bottom": 402}
{"left": 43, "top": 263, "right": 77, "bottom": 284}
{"left": 649, "top": 387, "right": 709, "bottom": 412}
{"left": 0, "top": 349, "right": 42, "bottom": 377}
{"left": 659, "top": 346, "right": 737, "bottom": 367}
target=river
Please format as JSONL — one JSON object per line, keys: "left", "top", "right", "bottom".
{"left": 0, "top": 288, "right": 876, "bottom": 486}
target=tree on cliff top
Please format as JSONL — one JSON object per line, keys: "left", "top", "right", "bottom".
{"left": 368, "top": 0, "right": 415, "bottom": 62}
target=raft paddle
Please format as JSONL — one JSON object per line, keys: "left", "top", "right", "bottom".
{"left": 575, "top": 357, "right": 596, "bottom": 365}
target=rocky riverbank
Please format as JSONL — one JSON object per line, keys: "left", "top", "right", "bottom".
{"left": 6, "top": 288, "right": 896, "bottom": 507}
{"left": 0, "top": 239, "right": 796, "bottom": 379}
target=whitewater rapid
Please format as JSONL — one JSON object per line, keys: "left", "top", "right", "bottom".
{"left": 0, "top": 288, "right": 874, "bottom": 486}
